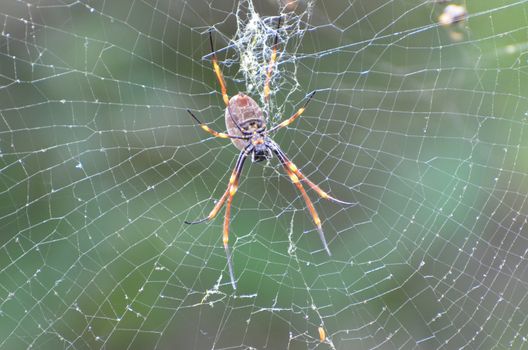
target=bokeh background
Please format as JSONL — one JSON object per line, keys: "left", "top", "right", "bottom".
{"left": 1, "top": 0, "right": 527, "bottom": 349}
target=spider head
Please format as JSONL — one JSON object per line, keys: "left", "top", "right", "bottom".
{"left": 251, "top": 141, "right": 272, "bottom": 163}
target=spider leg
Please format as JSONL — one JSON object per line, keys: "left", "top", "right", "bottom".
{"left": 271, "top": 141, "right": 354, "bottom": 205}
{"left": 187, "top": 109, "right": 249, "bottom": 140}
{"left": 185, "top": 147, "right": 251, "bottom": 289}
{"left": 184, "top": 188, "right": 229, "bottom": 225}
{"left": 264, "top": 17, "right": 282, "bottom": 104}
{"left": 267, "top": 90, "right": 316, "bottom": 133}
{"left": 222, "top": 148, "right": 250, "bottom": 289}
{"left": 223, "top": 183, "right": 238, "bottom": 288}
{"left": 270, "top": 144, "right": 332, "bottom": 256}
{"left": 209, "top": 30, "right": 229, "bottom": 106}
{"left": 206, "top": 31, "right": 246, "bottom": 135}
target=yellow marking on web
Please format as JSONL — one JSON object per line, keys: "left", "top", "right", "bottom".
{"left": 201, "top": 125, "right": 211, "bottom": 132}
{"left": 318, "top": 327, "right": 326, "bottom": 342}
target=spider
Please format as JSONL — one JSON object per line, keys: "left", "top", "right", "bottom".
{"left": 185, "top": 19, "right": 352, "bottom": 289}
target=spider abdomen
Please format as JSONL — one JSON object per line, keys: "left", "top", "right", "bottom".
{"left": 225, "top": 92, "right": 266, "bottom": 150}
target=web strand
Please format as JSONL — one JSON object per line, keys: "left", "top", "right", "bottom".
{"left": 0, "top": 0, "right": 527, "bottom": 349}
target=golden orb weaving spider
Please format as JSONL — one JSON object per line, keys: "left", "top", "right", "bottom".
{"left": 185, "top": 19, "right": 352, "bottom": 289}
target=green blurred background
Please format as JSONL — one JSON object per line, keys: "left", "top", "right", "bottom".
{"left": 0, "top": 0, "right": 527, "bottom": 349}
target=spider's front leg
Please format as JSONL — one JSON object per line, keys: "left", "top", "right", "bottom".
{"left": 267, "top": 90, "right": 317, "bottom": 133}
{"left": 187, "top": 109, "right": 248, "bottom": 140}
{"left": 264, "top": 16, "right": 282, "bottom": 104}
{"left": 209, "top": 30, "right": 229, "bottom": 106}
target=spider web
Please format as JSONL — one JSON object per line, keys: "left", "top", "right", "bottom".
{"left": 1, "top": 0, "right": 527, "bottom": 349}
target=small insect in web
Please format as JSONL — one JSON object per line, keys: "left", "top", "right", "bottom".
{"left": 185, "top": 18, "right": 352, "bottom": 289}
{"left": 437, "top": 3, "right": 468, "bottom": 42}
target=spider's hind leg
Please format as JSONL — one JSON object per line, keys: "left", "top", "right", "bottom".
{"left": 185, "top": 147, "right": 251, "bottom": 289}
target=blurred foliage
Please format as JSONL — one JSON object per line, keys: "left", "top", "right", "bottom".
{"left": 0, "top": 0, "right": 527, "bottom": 349}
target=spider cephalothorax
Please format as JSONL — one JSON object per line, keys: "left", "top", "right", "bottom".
{"left": 185, "top": 19, "right": 352, "bottom": 289}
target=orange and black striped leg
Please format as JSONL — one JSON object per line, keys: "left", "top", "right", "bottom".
{"left": 184, "top": 187, "right": 229, "bottom": 225}
{"left": 187, "top": 109, "right": 248, "bottom": 140}
{"left": 268, "top": 90, "right": 317, "bottom": 133}
{"left": 185, "top": 147, "right": 248, "bottom": 224}
{"left": 185, "top": 147, "right": 250, "bottom": 289}
{"left": 295, "top": 178, "right": 332, "bottom": 256}
{"left": 264, "top": 17, "right": 282, "bottom": 104}
{"left": 275, "top": 151, "right": 331, "bottom": 255}
{"left": 223, "top": 183, "right": 237, "bottom": 288}
{"left": 272, "top": 142, "right": 355, "bottom": 205}
{"left": 209, "top": 30, "right": 229, "bottom": 106}
{"left": 222, "top": 148, "right": 249, "bottom": 289}
{"left": 270, "top": 144, "right": 332, "bottom": 255}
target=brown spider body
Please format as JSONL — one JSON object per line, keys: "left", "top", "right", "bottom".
{"left": 225, "top": 93, "right": 266, "bottom": 150}
{"left": 225, "top": 92, "right": 272, "bottom": 162}
{"left": 185, "top": 21, "right": 353, "bottom": 289}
